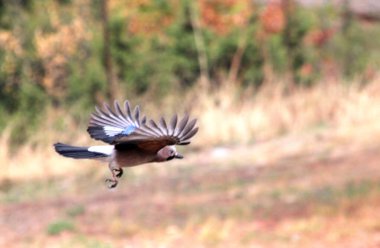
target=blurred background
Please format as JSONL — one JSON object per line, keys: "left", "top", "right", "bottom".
{"left": 1, "top": 0, "right": 380, "bottom": 247}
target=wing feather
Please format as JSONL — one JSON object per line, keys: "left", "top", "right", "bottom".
{"left": 180, "top": 118, "right": 197, "bottom": 137}
{"left": 181, "top": 126, "right": 199, "bottom": 141}
{"left": 149, "top": 120, "right": 163, "bottom": 135}
{"left": 114, "top": 101, "right": 129, "bottom": 124}
{"left": 134, "top": 106, "right": 140, "bottom": 125}
{"left": 169, "top": 114, "right": 177, "bottom": 135}
{"left": 141, "top": 116, "right": 147, "bottom": 124}
{"left": 104, "top": 103, "right": 125, "bottom": 125}
{"left": 125, "top": 101, "right": 134, "bottom": 124}
{"left": 91, "top": 107, "right": 121, "bottom": 127}
{"left": 133, "top": 123, "right": 159, "bottom": 137}
{"left": 159, "top": 117, "right": 169, "bottom": 136}
{"left": 87, "top": 101, "right": 198, "bottom": 149}
{"left": 175, "top": 114, "right": 189, "bottom": 136}
{"left": 140, "top": 123, "right": 161, "bottom": 137}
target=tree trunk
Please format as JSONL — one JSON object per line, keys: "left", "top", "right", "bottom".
{"left": 101, "top": 0, "right": 118, "bottom": 100}
{"left": 282, "top": 0, "right": 296, "bottom": 87}
{"left": 228, "top": 33, "right": 247, "bottom": 85}
{"left": 189, "top": 1, "right": 210, "bottom": 88}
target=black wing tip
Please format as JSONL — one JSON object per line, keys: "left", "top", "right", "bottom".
{"left": 87, "top": 126, "right": 115, "bottom": 144}
{"left": 179, "top": 141, "right": 191, "bottom": 145}
{"left": 141, "top": 116, "right": 147, "bottom": 124}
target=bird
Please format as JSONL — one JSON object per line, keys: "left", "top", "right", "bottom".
{"left": 54, "top": 100, "right": 198, "bottom": 188}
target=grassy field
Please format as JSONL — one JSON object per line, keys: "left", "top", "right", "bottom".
{"left": 1, "top": 79, "right": 380, "bottom": 247}
{"left": 1, "top": 131, "right": 380, "bottom": 247}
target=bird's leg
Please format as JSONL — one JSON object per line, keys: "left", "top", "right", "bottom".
{"left": 112, "top": 168, "right": 123, "bottom": 178}
{"left": 105, "top": 163, "right": 119, "bottom": 188}
{"left": 105, "top": 178, "right": 118, "bottom": 188}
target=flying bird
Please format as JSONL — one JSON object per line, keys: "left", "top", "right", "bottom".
{"left": 54, "top": 100, "right": 198, "bottom": 188}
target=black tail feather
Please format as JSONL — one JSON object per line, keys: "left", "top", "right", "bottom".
{"left": 54, "top": 143, "right": 108, "bottom": 159}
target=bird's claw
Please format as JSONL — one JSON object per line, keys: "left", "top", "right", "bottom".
{"left": 105, "top": 178, "right": 118, "bottom": 188}
{"left": 113, "top": 168, "right": 123, "bottom": 178}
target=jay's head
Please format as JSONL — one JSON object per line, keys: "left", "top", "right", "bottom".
{"left": 157, "top": 145, "right": 183, "bottom": 162}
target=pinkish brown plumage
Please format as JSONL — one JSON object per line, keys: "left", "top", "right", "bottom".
{"left": 54, "top": 100, "right": 198, "bottom": 188}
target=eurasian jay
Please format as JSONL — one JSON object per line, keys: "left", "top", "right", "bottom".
{"left": 54, "top": 100, "right": 198, "bottom": 188}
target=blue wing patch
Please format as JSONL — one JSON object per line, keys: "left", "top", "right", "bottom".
{"left": 121, "top": 125, "right": 136, "bottom": 135}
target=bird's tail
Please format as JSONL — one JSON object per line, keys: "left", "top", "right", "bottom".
{"left": 54, "top": 143, "right": 113, "bottom": 160}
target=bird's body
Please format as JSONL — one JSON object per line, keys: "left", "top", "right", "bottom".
{"left": 115, "top": 144, "right": 156, "bottom": 167}
{"left": 54, "top": 100, "right": 198, "bottom": 188}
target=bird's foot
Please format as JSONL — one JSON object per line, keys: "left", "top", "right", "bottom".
{"left": 112, "top": 168, "right": 123, "bottom": 178}
{"left": 105, "top": 178, "right": 118, "bottom": 188}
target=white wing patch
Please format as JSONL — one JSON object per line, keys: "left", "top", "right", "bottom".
{"left": 88, "top": 145, "right": 114, "bottom": 156}
{"left": 103, "top": 126, "right": 125, "bottom": 137}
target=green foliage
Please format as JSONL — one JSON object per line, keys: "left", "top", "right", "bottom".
{"left": 241, "top": 37, "right": 265, "bottom": 87}
{"left": 267, "top": 34, "right": 287, "bottom": 73}
{"left": 282, "top": 6, "right": 315, "bottom": 85}
{"left": 333, "top": 22, "right": 371, "bottom": 80}
{"left": 47, "top": 219, "right": 76, "bottom": 235}
{"left": 67, "top": 41, "right": 107, "bottom": 110}
{"left": 9, "top": 82, "right": 48, "bottom": 145}
{"left": 166, "top": 11, "right": 200, "bottom": 88}
{"left": 0, "top": 2, "right": 50, "bottom": 146}
{"left": 109, "top": 3, "right": 198, "bottom": 94}
{"left": 66, "top": 204, "right": 85, "bottom": 217}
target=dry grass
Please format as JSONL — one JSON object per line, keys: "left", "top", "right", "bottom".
{"left": 1, "top": 77, "right": 380, "bottom": 181}
{"left": 193, "top": 78, "right": 380, "bottom": 147}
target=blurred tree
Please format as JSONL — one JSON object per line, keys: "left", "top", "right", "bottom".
{"left": 190, "top": 0, "right": 210, "bottom": 87}
{"left": 101, "top": 0, "right": 118, "bottom": 100}
{"left": 341, "top": 0, "right": 371, "bottom": 80}
{"left": 0, "top": 0, "right": 379, "bottom": 146}
{"left": 282, "top": 0, "right": 313, "bottom": 86}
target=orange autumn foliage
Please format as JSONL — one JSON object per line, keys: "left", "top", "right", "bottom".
{"left": 200, "top": 0, "right": 253, "bottom": 34}
{"left": 305, "top": 28, "right": 336, "bottom": 47}
{"left": 260, "top": 3, "right": 285, "bottom": 34}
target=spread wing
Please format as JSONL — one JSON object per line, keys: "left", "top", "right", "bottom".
{"left": 87, "top": 100, "right": 198, "bottom": 152}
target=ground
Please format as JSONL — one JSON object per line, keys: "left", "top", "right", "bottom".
{"left": 1, "top": 132, "right": 380, "bottom": 247}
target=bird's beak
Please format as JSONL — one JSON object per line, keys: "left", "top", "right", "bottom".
{"left": 174, "top": 153, "right": 184, "bottom": 159}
